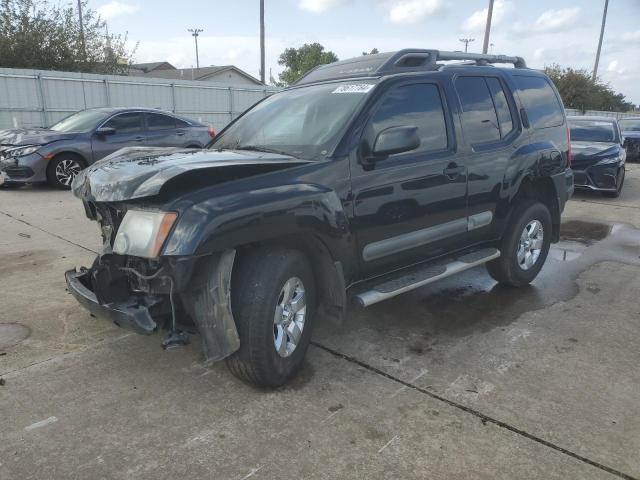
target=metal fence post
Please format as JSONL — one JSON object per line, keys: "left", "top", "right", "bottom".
{"left": 36, "top": 74, "right": 48, "bottom": 127}
{"left": 228, "top": 87, "right": 234, "bottom": 122}
{"left": 104, "top": 79, "right": 111, "bottom": 107}
{"left": 171, "top": 83, "right": 176, "bottom": 113}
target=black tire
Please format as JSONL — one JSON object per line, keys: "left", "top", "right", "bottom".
{"left": 486, "top": 200, "right": 552, "bottom": 287}
{"left": 226, "top": 247, "right": 316, "bottom": 387}
{"left": 46, "top": 153, "right": 85, "bottom": 190}
{"left": 601, "top": 167, "right": 625, "bottom": 198}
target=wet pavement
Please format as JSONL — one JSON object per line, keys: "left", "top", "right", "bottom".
{"left": 1, "top": 163, "right": 639, "bottom": 479}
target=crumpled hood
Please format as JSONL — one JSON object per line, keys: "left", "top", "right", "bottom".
{"left": 72, "top": 146, "right": 311, "bottom": 202}
{"left": 0, "top": 128, "right": 74, "bottom": 147}
{"left": 571, "top": 141, "right": 621, "bottom": 168}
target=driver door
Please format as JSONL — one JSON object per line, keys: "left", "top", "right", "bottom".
{"left": 91, "top": 112, "right": 146, "bottom": 161}
{"left": 351, "top": 81, "right": 468, "bottom": 277}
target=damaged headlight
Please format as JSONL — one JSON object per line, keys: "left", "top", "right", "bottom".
{"left": 4, "top": 145, "right": 41, "bottom": 158}
{"left": 595, "top": 154, "right": 624, "bottom": 166}
{"left": 113, "top": 210, "right": 177, "bottom": 258}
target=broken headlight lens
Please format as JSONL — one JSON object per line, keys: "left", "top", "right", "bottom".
{"left": 113, "top": 210, "right": 177, "bottom": 258}
{"left": 5, "top": 145, "right": 41, "bottom": 158}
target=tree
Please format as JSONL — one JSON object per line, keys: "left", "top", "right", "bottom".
{"left": 277, "top": 43, "right": 338, "bottom": 86}
{"left": 0, "top": 0, "right": 136, "bottom": 74}
{"left": 544, "top": 64, "right": 634, "bottom": 112}
{"left": 362, "top": 48, "right": 379, "bottom": 56}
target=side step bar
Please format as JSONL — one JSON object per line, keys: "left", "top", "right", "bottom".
{"left": 353, "top": 248, "right": 500, "bottom": 307}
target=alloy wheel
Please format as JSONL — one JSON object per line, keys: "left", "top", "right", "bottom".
{"left": 273, "top": 277, "right": 307, "bottom": 358}
{"left": 55, "top": 159, "right": 82, "bottom": 186}
{"left": 517, "top": 220, "right": 544, "bottom": 270}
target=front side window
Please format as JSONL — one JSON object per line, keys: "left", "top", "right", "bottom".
{"left": 513, "top": 75, "right": 564, "bottom": 129}
{"left": 103, "top": 112, "right": 144, "bottom": 134}
{"left": 367, "top": 83, "right": 448, "bottom": 154}
{"left": 212, "top": 81, "right": 376, "bottom": 160}
{"left": 569, "top": 119, "right": 618, "bottom": 143}
{"left": 456, "top": 76, "right": 501, "bottom": 145}
{"left": 147, "top": 113, "right": 176, "bottom": 131}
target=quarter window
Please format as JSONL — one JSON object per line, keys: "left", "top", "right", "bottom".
{"left": 456, "top": 76, "right": 501, "bottom": 145}
{"left": 147, "top": 113, "right": 176, "bottom": 131}
{"left": 513, "top": 75, "right": 564, "bottom": 129}
{"left": 103, "top": 112, "right": 144, "bottom": 134}
{"left": 486, "top": 77, "right": 515, "bottom": 137}
{"left": 369, "top": 83, "right": 448, "bottom": 154}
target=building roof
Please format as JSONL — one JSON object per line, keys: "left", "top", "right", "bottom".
{"left": 130, "top": 62, "right": 176, "bottom": 73}
{"left": 139, "top": 65, "right": 264, "bottom": 85}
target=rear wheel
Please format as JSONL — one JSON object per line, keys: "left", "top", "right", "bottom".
{"left": 47, "top": 154, "right": 84, "bottom": 189}
{"left": 225, "top": 247, "right": 316, "bottom": 387}
{"left": 486, "top": 201, "right": 551, "bottom": 287}
{"left": 602, "top": 167, "right": 625, "bottom": 198}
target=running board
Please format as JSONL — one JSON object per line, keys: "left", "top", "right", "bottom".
{"left": 353, "top": 248, "right": 500, "bottom": 307}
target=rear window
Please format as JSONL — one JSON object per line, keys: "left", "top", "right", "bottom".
{"left": 569, "top": 119, "right": 617, "bottom": 143}
{"left": 513, "top": 75, "right": 564, "bottom": 129}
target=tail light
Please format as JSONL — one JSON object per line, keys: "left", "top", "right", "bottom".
{"left": 207, "top": 126, "right": 216, "bottom": 138}
{"left": 566, "top": 125, "right": 572, "bottom": 168}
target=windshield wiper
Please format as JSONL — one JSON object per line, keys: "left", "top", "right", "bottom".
{"left": 234, "top": 145, "right": 293, "bottom": 157}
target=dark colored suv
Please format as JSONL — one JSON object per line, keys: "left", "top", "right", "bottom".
{"left": 65, "top": 50, "right": 574, "bottom": 387}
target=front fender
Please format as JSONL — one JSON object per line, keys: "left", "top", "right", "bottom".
{"left": 163, "top": 183, "right": 353, "bottom": 265}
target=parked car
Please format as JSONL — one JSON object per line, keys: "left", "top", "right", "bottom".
{"left": 568, "top": 116, "right": 626, "bottom": 198}
{"left": 619, "top": 117, "right": 640, "bottom": 162}
{"left": 65, "top": 49, "right": 573, "bottom": 387}
{"left": 0, "top": 107, "right": 215, "bottom": 189}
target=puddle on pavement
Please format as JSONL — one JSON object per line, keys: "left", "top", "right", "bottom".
{"left": 323, "top": 220, "right": 640, "bottom": 347}
{"left": 0, "top": 323, "right": 31, "bottom": 350}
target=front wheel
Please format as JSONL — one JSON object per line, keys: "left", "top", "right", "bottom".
{"left": 47, "top": 154, "right": 84, "bottom": 189}
{"left": 226, "top": 247, "right": 316, "bottom": 387}
{"left": 486, "top": 201, "right": 551, "bottom": 287}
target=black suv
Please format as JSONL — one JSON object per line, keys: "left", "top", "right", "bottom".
{"left": 65, "top": 50, "right": 574, "bottom": 387}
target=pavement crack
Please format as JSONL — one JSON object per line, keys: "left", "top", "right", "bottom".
{"left": 311, "top": 341, "right": 638, "bottom": 480}
{"left": 0, "top": 209, "right": 97, "bottom": 254}
{"left": 576, "top": 199, "right": 640, "bottom": 210}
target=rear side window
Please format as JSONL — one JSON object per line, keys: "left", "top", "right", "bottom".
{"left": 486, "top": 77, "right": 515, "bottom": 137}
{"left": 104, "top": 112, "right": 144, "bottom": 133}
{"left": 455, "top": 77, "right": 501, "bottom": 145}
{"left": 369, "top": 83, "right": 448, "bottom": 154}
{"left": 147, "top": 113, "right": 176, "bottom": 131}
{"left": 513, "top": 75, "right": 564, "bottom": 129}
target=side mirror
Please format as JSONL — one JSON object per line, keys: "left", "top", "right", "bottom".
{"left": 372, "top": 126, "right": 420, "bottom": 158}
{"left": 96, "top": 126, "right": 116, "bottom": 136}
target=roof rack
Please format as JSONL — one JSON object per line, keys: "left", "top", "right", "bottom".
{"left": 294, "top": 49, "right": 527, "bottom": 86}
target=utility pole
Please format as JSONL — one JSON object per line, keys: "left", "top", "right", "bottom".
{"left": 592, "top": 0, "right": 609, "bottom": 82}
{"left": 77, "top": 0, "right": 85, "bottom": 60}
{"left": 260, "top": 0, "right": 265, "bottom": 84}
{"left": 459, "top": 38, "right": 475, "bottom": 53}
{"left": 482, "top": 0, "right": 494, "bottom": 54}
{"left": 188, "top": 28, "right": 203, "bottom": 69}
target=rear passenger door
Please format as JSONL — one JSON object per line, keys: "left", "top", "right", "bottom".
{"left": 91, "top": 112, "right": 146, "bottom": 161}
{"left": 454, "top": 75, "right": 520, "bottom": 242}
{"left": 351, "top": 81, "right": 468, "bottom": 277}
{"left": 145, "top": 113, "right": 180, "bottom": 147}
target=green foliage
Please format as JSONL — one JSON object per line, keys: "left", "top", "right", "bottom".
{"left": 277, "top": 43, "right": 338, "bottom": 86}
{"left": 0, "top": 0, "right": 137, "bottom": 74}
{"left": 544, "top": 64, "right": 634, "bottom": 112}
{"left": 362, "top": 48, "right": 379, "bottom": 56}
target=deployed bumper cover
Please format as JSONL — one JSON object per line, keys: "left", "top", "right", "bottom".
{"left": 0, "top": 152, "right": 48, "bottom": 184}
{"left": 572, "top": 164, "right": 621, "bottom": 192}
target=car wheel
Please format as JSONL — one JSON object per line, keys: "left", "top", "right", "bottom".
{"left": 486, "top": 200, "right": 551, "bottom": 287}
{"left": 602, "top": 167, "right": 625, "bottom": 198}
{"left": 225, "top": 247, "right": 316, "bottom": 387}
{"left": 47, "top": 154, "right": 84, "bottom": 190}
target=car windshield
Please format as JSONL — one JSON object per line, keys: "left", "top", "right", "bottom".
{"left": 50, "top": 110, "right": 112, "bottom": 133}
{"left": 569, "top": 120, "right": 616, "bottom": 143}
{"left": 619, "top": 119, "right": 640, "bottom": 132}
{"left": 211, "top": 81, "right": 377, "bottom": 160}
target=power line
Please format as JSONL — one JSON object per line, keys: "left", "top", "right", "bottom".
{"left": 188, "top": 28, "right": 203, "bottom": 69}
{"left": 459, "top": 38, "right": 475, "bottom": 53}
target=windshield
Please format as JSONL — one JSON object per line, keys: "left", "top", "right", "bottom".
{"left": 211, "top": 81, "right": 376, "bottom": 159}
{"left": 569, "top": 119, "right": 617, "bottom": 143}
{"left": 50, "top": 110, "right": 112, "bottom": 133}
{"left": 619, "top": 119, "right": 640, "bottom": 132}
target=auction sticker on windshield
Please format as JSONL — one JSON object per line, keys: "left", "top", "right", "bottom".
{"left": 332, "top": 84, "right": 375, "bottom": 94}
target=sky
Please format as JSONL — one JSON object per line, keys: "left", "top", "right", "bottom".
{"left": 97, "top": 0, "right": 640, "bottom": 104}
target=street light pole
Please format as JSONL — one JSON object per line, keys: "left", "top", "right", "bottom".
{"left": 482, "top": 0, "right": 494, "bottom": 54}
{"left": 592, "top": 0, "right": 609, "bottom": 82}
{"left": 459, "top": 38, "right": 475, "bottom": 53}
{"left": 188, "top": 28, "right": 203, "bottom": 69}
{"left": 260, "top": 0, "right": 265, "bottom": 84}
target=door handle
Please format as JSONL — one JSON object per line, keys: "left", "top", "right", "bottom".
{"left": 134, "top": 136, "right": 144, "bottom": 142}
{"left": 176, "top": 130, "right": 186, "bottom": 136}
{"left": 443, "top": 163, "right": 465, "bottom": 179}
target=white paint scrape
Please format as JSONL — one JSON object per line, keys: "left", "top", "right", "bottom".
{"left": 24, "top": 416, "right": 58, "bottom": 431}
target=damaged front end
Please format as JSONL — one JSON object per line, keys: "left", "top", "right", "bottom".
{"left": 66, "top": 199, "right": 240, "bottom": 361}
